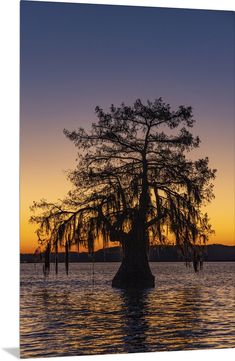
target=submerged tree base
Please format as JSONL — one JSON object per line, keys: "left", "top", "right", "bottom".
{"left": 112, "top": 263, "right": 155, "bottom": 289}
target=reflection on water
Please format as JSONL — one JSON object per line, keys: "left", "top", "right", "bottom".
{"left": 20, "top": 262, "right": 235, "bottom": 358}
{"left": 121, "top": 289, "right": 150, "bottom": 353}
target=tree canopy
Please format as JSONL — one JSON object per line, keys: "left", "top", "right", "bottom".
{"left": 30, "top": 98, "right": 216, "bottom": 275}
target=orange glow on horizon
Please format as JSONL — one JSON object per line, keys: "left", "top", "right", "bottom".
{"left": 20, "top": 117, "right": 235, "bottom": 253}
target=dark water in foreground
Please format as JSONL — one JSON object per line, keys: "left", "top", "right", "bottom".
{"left": 20, "top": 262, "right": 235, "bottom": 358}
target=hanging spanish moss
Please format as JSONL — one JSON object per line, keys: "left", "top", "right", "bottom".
{"left": 55, "top": 240, "right": 58, "bottom": 275}
{"left": 43, "top": 243, "right": 50, "bottom": 277}
{"left": 30, "top": 99, "right": 216, "bottom": 287}
{"left": 65, "top": 240, "right": 69, "bottom": 276}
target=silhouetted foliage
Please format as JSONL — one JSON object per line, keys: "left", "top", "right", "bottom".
{"left": 30, "top": 98, "right": 216, "bottom": 286}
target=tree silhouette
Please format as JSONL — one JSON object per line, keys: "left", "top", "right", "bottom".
{"left": 31, "top": 98, "right": 216, "bottom": 288}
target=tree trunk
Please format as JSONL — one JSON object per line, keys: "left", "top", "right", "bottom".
{"left": 112, "top": 154, "right": 154, "bottom": 289}
{"left": 112, "top": 233, "right": 155, "bottom": 289}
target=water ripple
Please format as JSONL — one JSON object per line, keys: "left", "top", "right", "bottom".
{"left": 20, "top": 262, "right": 235, "bottom": 357}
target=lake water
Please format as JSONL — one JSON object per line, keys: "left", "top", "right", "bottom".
{"left": 20, "top": 262, "right": 235, "bottom": 358}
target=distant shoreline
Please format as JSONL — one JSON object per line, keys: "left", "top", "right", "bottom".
{"left": 20, "top": 244, "right": 235, "bottom": 263}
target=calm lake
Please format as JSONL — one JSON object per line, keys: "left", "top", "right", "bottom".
{"left": 20, "top": 262, "right": 235, "bottom": 358}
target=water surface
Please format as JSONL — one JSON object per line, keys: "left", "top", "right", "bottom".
{"left": 20, "top": 262, "right": 235, "bottom": 358}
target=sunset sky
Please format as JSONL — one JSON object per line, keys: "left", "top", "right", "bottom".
{"left": 20, "top": 1, "right": 234, "bottom": 253}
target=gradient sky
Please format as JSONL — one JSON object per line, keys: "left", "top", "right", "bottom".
{"left": 20, "top": 1, "right": 235, "bottom": 253}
